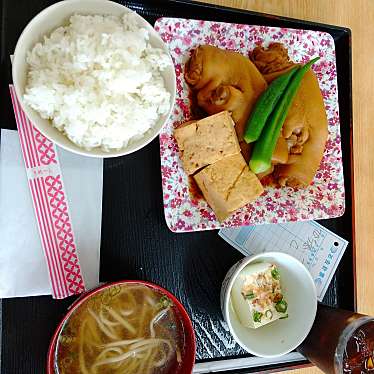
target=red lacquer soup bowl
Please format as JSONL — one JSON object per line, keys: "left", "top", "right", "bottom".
{"left": 47, "top": 280, "right": 196, "bottom": 374}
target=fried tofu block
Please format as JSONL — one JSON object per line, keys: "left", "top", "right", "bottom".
{"left": 194, "top": 153, "right": 264, "bottom": 221}
{"left": 174, "top": 111, "right": 240, "bottom": 175}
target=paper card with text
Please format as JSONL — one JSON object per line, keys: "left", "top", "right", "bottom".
{"left": 219, "top": 221, "right": 348, "bottom": 301}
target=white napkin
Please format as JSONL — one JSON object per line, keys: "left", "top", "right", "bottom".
{"left": 0, "top": 129, "right": 103, "bottom": 298}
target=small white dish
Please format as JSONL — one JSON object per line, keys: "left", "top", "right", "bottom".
{"left": 221, "top": 252, "right": 317, "bottom": 358}
{"left": 12, "top": 0, "right": 176, "bottom": 158}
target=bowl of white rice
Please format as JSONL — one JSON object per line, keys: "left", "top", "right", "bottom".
{"left": 12, "top": 0, "right": 176, "bottom": 157}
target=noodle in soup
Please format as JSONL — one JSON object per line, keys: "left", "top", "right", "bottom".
{"left": 55, "top": 284, "right": 186, "bottom": 374}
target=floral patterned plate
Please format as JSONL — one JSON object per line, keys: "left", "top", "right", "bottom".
{"left": 155, "top": 18, "right": 345, "bottom": 233}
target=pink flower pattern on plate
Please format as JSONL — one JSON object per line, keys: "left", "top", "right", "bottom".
{"left": 155, "top": 18, "right": 345, "bottom": 233}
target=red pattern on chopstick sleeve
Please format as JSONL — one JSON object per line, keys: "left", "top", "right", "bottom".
{"left": 9, "top": 85, "right": 86, "bottom": 299}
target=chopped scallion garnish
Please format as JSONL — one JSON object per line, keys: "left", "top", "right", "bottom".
{"left": 253, "top": 311, "right": 263, "bottom": 323}
{"left": 275, "top": 299, "right": 288, "bottom": 313}
{"left": 265, "top": 309, "right": 273, "bottom": 319}
{"left": 245, "top": 291, "right": 255, "bottom": 300}
{"left": 271, "top": 267, "right": 280, "bottom": 280}
{"left": 156, "top": 295, "right": 173, "bottom": 309}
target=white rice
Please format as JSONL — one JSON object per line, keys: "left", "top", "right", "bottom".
{"left": 24, "top": 13, "right": 171, "bottom": 151}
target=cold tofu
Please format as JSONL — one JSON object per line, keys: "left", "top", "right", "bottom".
{"left": 174, "top": 111, "right": 240, "bottom": 175}
{"left": 231, "top": 263, "right": 288, "bottom": 329}
{"left": 194, "top": 153, "right": 263, "bottom": 221}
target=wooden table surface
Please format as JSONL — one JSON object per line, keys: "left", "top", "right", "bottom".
{"left": 201, "top": 1, "right": 374, "bottom": 372}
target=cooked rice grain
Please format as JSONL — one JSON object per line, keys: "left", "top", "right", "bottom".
{"left": 24, "top": 13, "right": 171, "bottom": 151}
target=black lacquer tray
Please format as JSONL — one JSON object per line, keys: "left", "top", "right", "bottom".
{"left": 0, "top": 0, "right": 354, "bottom": 372}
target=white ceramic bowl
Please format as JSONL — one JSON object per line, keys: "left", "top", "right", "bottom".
{"left": 12, "top": 0, "right": 176, "bottom": 158}
{"left": 221, "top": 252, "right": 317, "bottom": 358}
